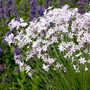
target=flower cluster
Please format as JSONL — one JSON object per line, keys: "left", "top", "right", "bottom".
{"left": 5, "top": 5, "right": 90, "bottom": 77}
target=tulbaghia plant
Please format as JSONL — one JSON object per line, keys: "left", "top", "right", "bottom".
{"left": 5, "top": 5, "right": 90, "bottom": 77}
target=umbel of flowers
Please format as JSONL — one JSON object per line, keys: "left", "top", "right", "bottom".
{"left": 5, "top": 5, "right": 90, "bottom": 77}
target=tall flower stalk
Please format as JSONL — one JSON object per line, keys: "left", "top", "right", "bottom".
{"left": 37, "top": 5, "right": 45, "bottom": 16}
{"left": 29, "top": 0, "right": 36, "bottom": 20}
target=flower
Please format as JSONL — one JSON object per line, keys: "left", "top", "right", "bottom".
{"left": 8, "top": 0, "right": 14, "bottom": 7}
{"left": 1, "top": 39, "right": 5, "bottom": 44}
{"left": 0, "top": 0, "right": 2, "bottom": 8}
{"left": 42, "top": 64, "right": 50, "bottom": 72}
{"left": 14, "top": 48, "right": 20, "bottom": 56}
{"left": 29, "top": 0, "right": 36, "bottom": 20}
{"left": 5, "top": 33, "right": 14, "bottom": 46}
{"left": 37, "top": 5, "right": 45, "bottom": 16}
{"left": 0, "top": 48, "right": 3, "bottom": 53}
{"left": 0, "top": 7, "right": 3, "bottom": 18}
{"left": 79, "top": 57, "right": 86, "bottom": 64}
{"left": 77, "top": 0, "right": 89, "bottom": 14}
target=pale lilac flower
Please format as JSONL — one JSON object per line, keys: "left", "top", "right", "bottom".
{"left": 87, "top": 60, "right": 90, "bottom": 63}
{"left": 84, "top": 48, "right": 88, "bottom": 53}
{"left": 5, "top": 33, "right": 14, "bottom": 46}
{"left": 85, "top": 66, "right": 88, "bottom": 71}
{"left": 75, "top": 53, "right": 82, "bottom": 57}
{"left": 54, "top": 63, "right": 63, "bottom": 70}
{"left": 25, "top": 64, "right": 31, "bottom": 73}
{"left": 79, "top": 57, "right": 86, "bottom": 64}
{"left": 42, "top": 64, "right": 50, "bottom": 72}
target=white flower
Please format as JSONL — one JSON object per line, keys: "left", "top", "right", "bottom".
{"left": 68, "top": 32, "right": 73, "bottom": 39}
{"left": 25, "top": 65, "right": 31, "bottom": 73}
{"left": 32, "top": 39, "right": 41, "bottom": 48}
{"left": 5, "top": 33, "right": 14, "bottom": 46}
{"left": 54, "top": 63, "right": 63, "bottom": 70}
{"left": 84, "top": 48, "right": 88, "bottom": 54}
{"left": 42, "top": 64, "right": 50, "bottom": 72}
{"left": 85, "top": 66, "right": 88, "bottom": 71}
{"left": 73, "top": 65, "right": 80, "bottom": 72}
{"left": 20, "top": 22, "right": 28, "bottom": 27}
{"left": 87, "top": 60, "right": 90, "bottom": 63}
{"left": 79, "top": 57, "right": 86, "bottom": 64}
{"left": 28, "top": 72, "right": 33, "bottom": 78}
{"left": 58, "top": 42, "right": 65, "bottom": 52}
{"left": 75, "top": 53, "right": 82, "bottom": 57}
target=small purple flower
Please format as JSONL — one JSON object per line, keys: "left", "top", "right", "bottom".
{"left": 29, "top": 12, "right": 35, "bottom": 20}
{"left": 8, "top": 0, "right": 14, "bottom": 6}
{"left": 14, "top": 11, "right": 18, "bottom": 16}
{"left": 0, "top": 48, "right": 3, "bottom": 53}
{"left": 4, "top": 8, "right": 10, "bottom": 17}
{"left": 45, "top": 0, "right": 50, "bottom": 7}
{"left": 14, "top": 48, "right": 20, "bottom": 55}
{"left": 5, "top": 0, "right": 16, "bottom": 17}
{"left": 5, "top": 0, "right": 14, "bottom": 8}
{"left": 78, "top": 8, "right": 86, "bottom": 14}
{"left": 15, "top": 17, "right": 21, "bottom": 22}
{"left": 14, "top": 68, "right": 20, "bottom": 72}
{"left": 29, "top": 0, "right": 36, "bottom": 20}
{"left": 0, "top": 0, "right": 2, "bottom": 8}
{"left": 49, "top": 22, "right": 55, "bottom": 27}
{"left": 30, "top": 7, "right": 36, "bottom": 14}
{"left": 59, "top": 0, "right": 65, "bottom": 7}
{"left": 77, "top": 1, "right": 84, "bottom": 6}
{"left": 37, "top": 5, "right": 45, "bottom": 16}
{"left": 30, "top": 0, "right": 36, "bottom": 6}
{"left": 77, "top": 0, "right": 89, "bottom": 14}
{"left": 1, "top": 39, "right": 5, "bottom": 44}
